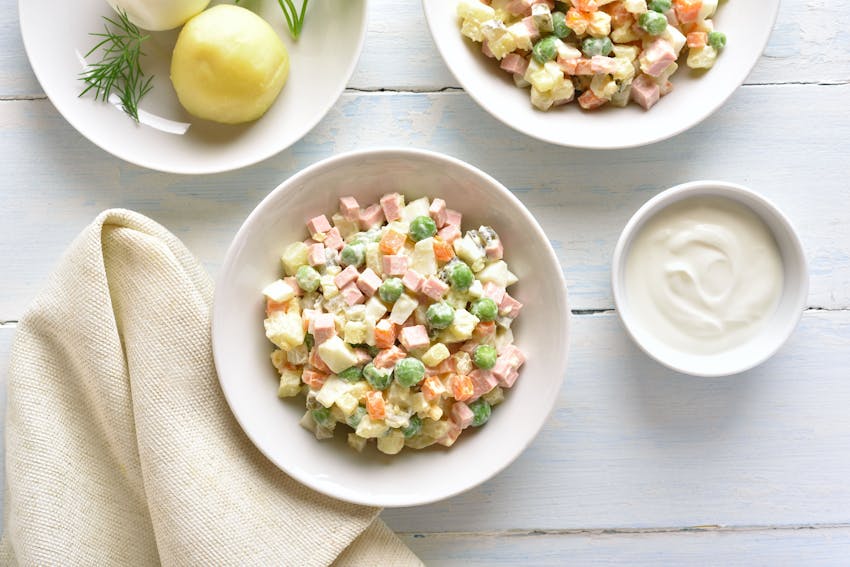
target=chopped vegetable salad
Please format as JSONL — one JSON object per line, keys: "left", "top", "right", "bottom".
{"left": 457, "top": 0, "right": 726, "bottom": 111}
{"left": 263, "top": 194, "right": 525, "bottom": 454}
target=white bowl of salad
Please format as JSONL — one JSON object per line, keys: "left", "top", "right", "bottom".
{"left": 213, "top": 148, "right": 570, "bottom": 507}
{"left": 423, "top": 0, "right": 780, "bottom": 149}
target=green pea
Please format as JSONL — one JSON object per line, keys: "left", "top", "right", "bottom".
{"left": 346, "top": 406, "right": 367, "bottom": 429}
{"left": 473, "top": 345, "right": 498, "bottom": 370}
{"left": 648, "top": 0, "right": 672, "bottom": 12}
{"left": 394, "top": 357, "right": 426, "bottom": 388}
{"left": 532, "top": 36, "right": 558, "bottom": 64}
{"left": 469, "top": 399, "right": 492, "bottom": 427}
{"left": 363, "top": 362, "right": 392, "bottom": 390}
{"left": 581, "top": 36, "right": 613, "bottom": 57}
{"left": 409, "top": 216, "right": 437, "bottom": 242}
{"left": 311, "top": 407, "right": 334, "bottom": 429}
{"left": 340, "top": 243, "right": 365, "bottom": 267}
{"left": 378, "top": 277, "right": 404, "bottom": 303}
{"left": 295, "top": 265, "right": 321, "bottom": 292}
{"left": 638, "top": 11, "right": 667, "bottom": 35}
{"left": 447, "top": 262, "right": 474, "bottom": 291}
{"left": 337, "top": 366, "right": 362, "bottom": 383}
{"left": 426, "top": 302, "right": 455, "bottom": 330}
{"left": 402, "top": 414, "right": 422, "bottom": 438}
{"left": 469, "top": 298, "right": 498, "bottom": 322}
{"left": 708, "top": 31, "right": 727, "bottom": 50}
{"left": 552, "top": 12, "right": 570, "bottom": 39}
{"left": 304, "top": 333, "right": 315, "bottom": 350}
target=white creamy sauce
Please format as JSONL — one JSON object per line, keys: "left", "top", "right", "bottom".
{"left": 625, "top": 197, "right": 784, "bottom": 355}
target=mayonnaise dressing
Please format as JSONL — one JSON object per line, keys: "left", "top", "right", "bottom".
{"left": 624, "top": 197, "right": 784, "bottom": 355}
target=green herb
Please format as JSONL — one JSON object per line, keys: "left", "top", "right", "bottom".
{"left": 237, "top": 0, "right": 310, "bottom": 39}
{"left": 79, "top": 10, "right": 153, "bottom": 122}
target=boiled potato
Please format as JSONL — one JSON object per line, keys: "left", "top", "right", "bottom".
{"left": 170, "top": 5, "right": 290, "bottom": 124}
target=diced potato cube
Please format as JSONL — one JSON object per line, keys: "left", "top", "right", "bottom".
{"left": 411, "top": 237, "right": 437, "bottom": 276}
{"left": 388, "top": 382, "right": 413, "bottom": 407}
{"left": 612, "top": 44, "right": 640, "bottom": 61}
{"left": 356, "top": 415, "right": 389, "bottom": 438}
{"left": 389, "top": 293, "right": 419, "bottom": 325}
{"left": 264, "top": 311, "right": 305, "bottom": 350}
{"left": 320, "top": 275, "right": 339, "bottom": 299}
{"left": 365, "top": 242, "right": 383, "bottom": 276}
{"left": 421, "top": 343, "right": 451, "bottom": 367}
{"left": 457, "top": 0, "right": 497, "bottom": 42}
{"left": 421, "top": 418, "right": 450, "bottom": 439}
{"left": 401, "top": 197, "right": 431, "bottom": 226}
{"left": 623, "top": 0, "right": 647, "bottom": 13}
{"left": 332, "top": 213, "right": 359, "bottom": 238}
{"left": 316, "top": 375, "right": 351, "bottom": 408}
{"left": 377, "top": 429, "right": 405, "bottom": 455}
{"left": 453, "top": 235, "right": 486, "bottom": 272}
{"left": 271, "top": 349, "right": 288, "bottom": 372}
{"left": 687, "top": 45, "right": 718, "bottom": 69}
{"left": 364, "top": 296, "right": 387, "bottom": 322}
{"left": 278, "top": 367, "right": 302, "bottom": 398}
{"left": 404, "top": 434, "right": 436, "bottom": 450}
{"left": 476, "top": 260, "right": 517, "bottom": 288}
{"left": 483, "top": 386, "right": 505, "bottom": 406}
{"left": 336, "top": 393, "right": 359, "bottom": 416}
{"left": 344, "top": 321, "right": 368, "bottom": 345}
{"left": 317, "top": 336, "right": 359, "bottom": 373}
{"left": 299, "top": 410, "right": 316, "bottom": 433}
{"left": 587, "top": 11, "right": 612, "bottom": 38}
{"left": 347, "top": 433, "right": 368, "bottom": 452}
{"left": 281, "top": 242, "right": 309, "bottom": 276}
{"left": 262, "top": 279, "right": 296, "bottom": 303}
{"left": 591, "top": 74, "right": 618, "bottom": 100}
{"left": 445, "top": 308, "right": 479, "bottom": 342}
{"left": 286, "top": 344, "right": 309, "bottom": 366}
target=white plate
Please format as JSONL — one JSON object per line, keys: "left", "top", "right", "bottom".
{"left": 213, "top": 148, "right": 571, "bottom": 507}
{"left": 423, "top": 0, "right": 780, "bottom": 149}
{"left": 19, "top": 0, "right": 367, "bottom": 174}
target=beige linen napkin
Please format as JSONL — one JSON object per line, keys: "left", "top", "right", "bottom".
{"left": 0, "top": 209, "right": 421, "bottom": 566}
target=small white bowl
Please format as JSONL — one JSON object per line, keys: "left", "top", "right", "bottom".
{"left": 612, "top": 181, "right": 808, "bottom": 377}
{"left": 213, "top": 148, "right": 570, "bottom": 507}
{"left": 422, "top": 0, "right": 780, "bottom": 149}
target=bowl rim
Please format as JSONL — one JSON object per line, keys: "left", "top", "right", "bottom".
{"left": 611, "top": 180, "right": 809, "bottom": 377}
{"left": 212, "top": 147, "right": 571, "bottom": 506}
{"left": 421, "top": 0, "right": 781, "bottom": 150}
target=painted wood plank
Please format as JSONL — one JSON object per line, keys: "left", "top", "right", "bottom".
{"left": 399, "top": 527, "right": 850, "bottom": 566}
{"left": 1, "top": 0, "right": 849, "bottom": 97}
{"left": 381, "top": 310, "right": 850, "bottom": 532}
{"left": 1, "top": 84, "right": 849, "bottom": 319}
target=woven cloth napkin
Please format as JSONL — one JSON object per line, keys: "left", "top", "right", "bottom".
{"left": 0, "top": 210, "right": 421, "bottom": 566}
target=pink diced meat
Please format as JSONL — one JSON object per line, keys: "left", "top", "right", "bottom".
{"left": 338, "top": 196, "right": 360, "bottom": 221}
{"left": 485, "top": 239, "right": 503, "bottom": 260}
{"left": 402, "top": 269, "right": 424, "bottom": 292}
{"left": 630, "top": 74, "right": 661, "bottom": 110}
{"left": 307, "top": 215, "right": 331, "bottom": 237}
{"left": 499, "top": 344, "right": 526, "bottom": 368}
{"left": 356, "top": 268, "right": 383, "bottom": 297}
{"left": 491, "top": 357, "right": 514, "bottom": 386}
{"left": 558, "top": 56, "right": 579, "bottom": 75}
{"left": 499, "top": 293, "right": 523, "bottom": 318}
{"left": 354, "top": 348, "right": 373, "bottom": 365}
{"left": 380, "top": 193, "right": 404, "bottom": 222}
{"left": 501, "top": 369, "right": 520, "bottom": 388}
{"left": 501, "top": 53, "right": 529, "bottom": 76}
{"left": 283, "top": 277, "right": 303, "bottom": 297}
{"left": 444, "top": 209, "right": 463, "bottom": 228}
{"left": 521, "top": 16, "right": 541, "bottom": 41}
{"left": 323, "top": 227, "right": 344, "bottom": 251}
{"left": 481, "top": 41, "right": 495, "bottom": 59}
{"left": 641, "top": 38, "right": 676, "bottom": 77}
{"left": 312, "top": 313, "right": 336, "bottom": 345}
{"left": 307, "top": 243, "right": 326, "bottom": 266}
{"left": 334, "top": 265, "right": 360, "bottom": 289}
{"left": 359, "top": 204, "right": 385, "bottom": 230}
{"left": 382, "top": 254, "right": 409, "bottom": 276}
{"left": 341, "top": 283, "right": 365, "bottom": 306}
{"left": 420, "top": 276, "right": 449, "bottom": 300}
{"left": 451, "top": 402, "right": 475, "bottom": 429}
{"left": 483, "top": 282, "right": 506, "bottom": 303}
{"left": 437, "top": 224, "right": 461, "bottom": 243}
{"left": 373, "top": 346, "right": 407, "bottom": 369}
{"left": 591, "top": 55, "right": 618, "bottom": 75}
{"left": 507, "top": 0, "right": 533, "bottom": 16}
{"left": 469, "top": 369, "right": 499, "bottom": 400}
{"left": 399, "top": 325, "right": 430, "bottom": 351}
{"left": 429, "top": 198, "right": 448, "bottom": 228}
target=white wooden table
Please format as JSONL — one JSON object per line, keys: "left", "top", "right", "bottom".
{"left": 2, "top": 1, "right": 850, "bottom": 564}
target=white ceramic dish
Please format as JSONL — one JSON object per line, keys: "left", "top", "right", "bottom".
{"left": 19, "top": 0, "right": 366, "bottom": 174}
{"left": 213, "top": 148, "right": 570, "bottom": 507}
{"left": 422, "top": 0, "right": 780, "bottom": 149}
{"left": 612, "top": 181, "right": 808, "bottom": 377}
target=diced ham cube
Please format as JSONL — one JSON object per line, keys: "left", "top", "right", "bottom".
{"left": 402, "top": 269, "right": 425, "bottom": 292}
{"left": 307, "top": 243, "right": 326, "bottom": 266}
{"left": 665, "top": 8, "right": 679, "bottom": 27}
{"left": 382, "top": 254, "right": 409, "bottom": 276}
{"left": 507, "top": 0, "right": 533, "bottom": 16}
{"left": 437, "top": 224, "right": 461, "bottom": 243}
{"left": 630, "top": 74, "right": 661, "bottom": 110}
{"left": 338, "top": 196, "right": 360, "bottom": 221}
{"left": 302, "top": 368, "right": 328, "bottom": 390}
{"left": 334, "top": 265, "right": 360, "bottom": 289}
{"left": 308, "top": 348, "right": 332, "bottom": 374}
{"left": 307, "top": 215, "right": 331, "bottom": 238}
{"left": 380, "top": 193, "right": 404, "bottom": 222}
{"left": 354, "top": 348, "right": 373, "bottom": 366}
{"left": 591, "top": 55, "right": 618, "bottom": 75}
{"left": 436, "top": 419, "right": 463, "bottom": 447}
{"left": 491, "top": 357, "right": 514, "bottom": 386}
{"left": 444, "top": 209, "right": 462, "bottom": 228}
{"left": 356, "top": 268, "right": 383, "bottom": 297}
{"left": 373, "top": 346, "right": 407, "bottom": 369}
{"left": 499, "top": 293, "right": 523, "bottom": 318}
{"left": 485, "top": 239, "right": 503, "bottom": 260}
{"left": 420, "top": 276, "right": 449, "bottom": 300}
{"left": 312, "top": 313, "right": 337, "bottom": 345}
{"left": 640, "top": 38, "right": 676, "bottom": 77}
{"left": 501, "top": 369, "right": 520, "bottom": 388}
{"left": 500, "top": 53, "right": 530, "bottom": 76}
{"left": 469, "top": 369, "right": 499, "bottom": 400}
{"left": 483, "top": 282, "right": 506, "bottom": 303}
{"left": 451, "top": 402, "right": 475, "bottom": 429}
{"left": 283, "top": 277, "right": 304, "bottom": 297}
{"left": 578, "top": 89, "right": 607, "bottom": 110}
{"left": 302, "top": 308, "right": 320, "bottom": 332}
{"left": 359, "top": 204, "right": 385, "bottom": 230}
{"left": 341, "top": 283, "right": 365, "bottom": 306}
{"left": 429, "top": 198, "right": 448, "bottom": 228}
{"left": 558, "top": 55, "right": 579, "bottom": 75}
{"left": 399, "top": 325, "right": 430, "bottom": 351}
{"left": 521, "top": 16, "right": 541, "bottom": 41}
{"left": 481, "top": 41, "right": 495, "bottom": 59}
{"left": 574, "top": 58, "right": 594, "bottom": 76}
{"left": 499, "top": 344, "right": 526, "bottom": 368}
{"left": 323, "top": 227, "right": 344, "bottom": 251}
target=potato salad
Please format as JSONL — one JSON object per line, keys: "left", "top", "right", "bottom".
{"left": 262, "top": 194, "right": 526, "bottom": 454}
{"left": 457, "top": 0, "right": 727, "bottom": 111}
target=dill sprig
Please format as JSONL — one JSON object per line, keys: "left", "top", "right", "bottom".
{"left": 79, "top": 10, "right": 154, "bottom": 122}
{"left": 236, "top": 0, "right": 310, "bottom": 39}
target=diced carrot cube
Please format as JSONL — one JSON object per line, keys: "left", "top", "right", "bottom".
{"left": 374, "top": 319, "right": 397, "bottom": 349}
{"left": 433, "top": 238, "right": 455, "bottom": 262}
{"left": 578, "top": 89, "right": 607, "bottom": 110}
{"left": 451, "top": 374, "right": 474, "bottom": 402}
{"left": 302, "top": 369, "right": 328, "bottom": 390}
{"left": 674, "top": 0, "right": 702, "bottom": 24}
{"left": 472, "top": 321, "right": 497, "bottom": 339}
{"left": 365, "top": 390, "right": 386, "bottom": 420}
{"left": 603, "top": 1, "right": 633, "bottom": 27}
{"left": 566, "top": 8, "right": 592, "bottom": 34}
{"left": 687, "top": 31, "right": 707, "bottom": 48}
{"left": 572, "top": 0, "right": 599, "bottom": 11}
{"left": 421, "top": 375, "right": 447, "bottom": 402}
{"left": 265, "top": 299, "right": 289, "bottom": 316}
{"left": 379, "top": 229, "right": 406, "bottom": 255}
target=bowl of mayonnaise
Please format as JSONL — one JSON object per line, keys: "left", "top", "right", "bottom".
{"left": 612, "top": 181, "right": 808, "bottom": 377}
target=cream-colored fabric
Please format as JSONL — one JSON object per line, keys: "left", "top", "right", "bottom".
{"left": 0, "top": 209, "right": 421, "bottom": 567}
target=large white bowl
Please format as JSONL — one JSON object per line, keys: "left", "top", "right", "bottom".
{"left": 19, "top": 0, "right": 366, "bottom": 174}
{"left": 213, "top": 148, "right": 570, "bottom": 507}
{"left": 423, "top": 0, "right": 780, "bottom": 149}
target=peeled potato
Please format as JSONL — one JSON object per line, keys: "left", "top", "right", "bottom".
{"left": 170, "top": 5, "right": 290, "bottom": 124}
